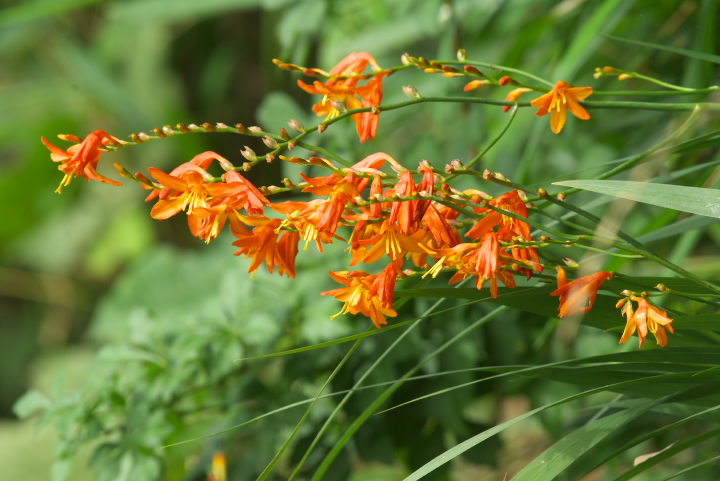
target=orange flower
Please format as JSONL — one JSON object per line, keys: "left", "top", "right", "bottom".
{"left": 231, "top": 218, "right": 299, "bottom": 278}
{"left": 618, "top": 296, "right": 674, "bottom": 348}
{"left": 321, "top": 263, "right": 399, "bottom": 328}
{"left": 530, "top": 81, "right": 593, "bottom": 134}
{"left": 297, "top": 52, "right": 387, "bottom": 142}
{"left": 550, "top": 267, "right": 613, "bottom": 317}
{"left": 42, "top": 130, "right": 122, "bottom": 193}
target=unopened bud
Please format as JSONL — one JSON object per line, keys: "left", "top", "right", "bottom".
{"left": 218, "top": 157, "right": 235, "bottom": 171}
{"left": 282, "top": 178, "right": 296, "bottom": 188}
{"left": 202, "top": 122, "right": 215, "bottom": 132}
{"left": 288, "top": 140, "right": 296, "bottom": 150}
{"left": 138, "top": 132, "right": 150, "bottom": 141}
{"left": 131, "top": 133, "right": 143, "bottom": 143}
{"left": 451, "top": 159, "right": 465, "bottom": 170}
{"left": 242, "top": 162, "right": 251, "bottom": 171}
{"left": 188, "top": 123, "right": 200, "bottom": 131}
{"left": 216, "top": 122, "right": 228, "bottom": 129}
{"left": 562, "top": 258, "right": 579, "bottom": 268}
{"left": 424, "top": 68, "right": 443, "bottom": 74}
{"left": 618, "top": 73, "right": 630, "bottom": 81}
{"left": 329, "top": 98, "right": 346, "bottom": 112}
{"left": 152, "top": 127, "right": 166, "bottom": 138}
{"left": 463, "top": 65, "right": 481, "bottom": 75}
{"left": 162, "top": 125, "right": 174, "bottom": 135}
{"left": 177, "top": 123, "right": 190, "bottom": 133}
{"left": 318, "top": 123, "right": 327, "bottom": 134}
{"left": 620, "top": 289, "right": 633, "bottom": 297}
{"left": 402, "top": 85, "right": 421, "bottom": 99}
{"left": 248, "top": 126, "right": 263, "bottom": 134}
{"left": 265, "top": 153, "right": 275, "bottom": 163}
{"left": 483, "top": 169, "right": 493, "bottom": 180}
{"left": 557, "top": 192, "right": 566, "bottom": 201}
{"left": 288, "top": 119, "right": 305, "bottom": 132}
{"left": 445, "top": 164, "right": 454, "bottom": 174}
{"left": 241, "top": 146, "right": 257, "bottom": 162}
{"left": 463, "top": 80, "right": 491, "bottom": 92}
{"left": 655, "top": 283, "right": 668, "bottom": 292}
{"left": 263, "top": 136, "right": 279, "bottom": 149}
{"left": 537, "top": 188, "right": 547, "bottom": 197}
{"left": 235, "top": 123, "right": 247, "bottom": 134}
{"left": 279, "top": 128, "right": 290, "bottom": 140}
{"left": 456, "top": 49, "right": 467, "bottom": 61}
{"left": 401, "top": 53, "right": 412, "bottom": 65}
{"left": 498, "top": 76, "right": 514, "bottom": 86}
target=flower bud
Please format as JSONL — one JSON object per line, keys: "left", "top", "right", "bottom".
{"left": 279, "top": 128, "right": 290, "bottom": 140}
{"left": 456, "top": 49, "right": 467, "bottom": 61}
{"left": 177, "top": 123, "right": 190, "bottom": 133}
{"left": 248, "top": 126, "right": 263, "bottom": 134}
{"left": 402, "top": 85, "right": 422, "bottom": 99}
{"left": 288, "top": 119, "right": 305, "bottom": 132}
{"left": 241, "top": 146, "right": 257, "bottom": 162}
{"left": 266, "top": 153, "right": 275, "bottom": 163}
{"left": 235, "top": 123, "right": 247, "bottom": 134}
{"left": 318, "top": 123, "right": 327, "bottom": 134}
{"left": 202, "top": 122, "right": 215, "bottom": 132}
{"left": 329, "top": 98, "right": 346, "bottom": 112}
{"left": 262, "top": 136, "right": 279, "bottom": 149}
{"left": 464, "top": 79, "right": 491, "bottom": 92}
{"left": 498, "top": 76, "right": 514, "bottom": 86}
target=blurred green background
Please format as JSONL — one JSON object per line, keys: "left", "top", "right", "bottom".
{"left": 1, "top": 0, "right": 719, "bottom": 480}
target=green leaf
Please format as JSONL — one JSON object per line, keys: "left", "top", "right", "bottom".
{"left": 512, "top": 398, "right": 661, "bottom": 480}
{"left": 13, "top": 389, "right": 51, "bottom": 419}
{"left": 603, "top": 34, "right": 720, "bottom": 64}
{"left": 553, "top": 180, "right": 720, "bottom": 218}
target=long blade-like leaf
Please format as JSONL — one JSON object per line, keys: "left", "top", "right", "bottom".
{"left": 553, "top": 180, "right": 720, "bottom": 219}
{"left": 603, "top": 34, "right": 720, "bottom": 64}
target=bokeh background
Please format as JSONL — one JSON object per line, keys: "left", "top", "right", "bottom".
{"left": 1, "top": 0, "right": 718, "bottom": 480}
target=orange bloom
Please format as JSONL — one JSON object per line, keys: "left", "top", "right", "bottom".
{"left": 231, "top": 218, "right": 299, "bottom": 278}
{"left": 321, "top": 263, "right": 399, "bottom": 328}
{"left": 530, "top": 81, "right": 593, "bottom": 134}
{"left": 550, "top": 267, "right": 613, "bottom": 317}
{"left": 618, "top": 296, "right": 674, "bottom": 348}
{"left": 42, "top": 130, "right": 122, "bottom": 193}
{"left": 297, "top": 52, "right": 387, "bottom": 142}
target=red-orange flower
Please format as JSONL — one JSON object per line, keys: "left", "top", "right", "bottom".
{"left": 231, "top": 218, "right": 299, "bottom": 278}
{"left": 550, "top": 267, "right": 613, "bottom": 317}
{"left": 530, "top": 81, "right": 593, "bottom": 134}
{"left": 297, "top": 52, "right": 387, "bottom": 142}
{"left": 42, "top": 130, "right": 122, "bottom": 193}
{"left": 618, "top": 296, "right": 674, "bottom": 348}
{"left": 321, "top": 263, "right": 399, "bottom": 328}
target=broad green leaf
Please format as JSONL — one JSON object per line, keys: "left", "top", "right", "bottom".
{"left": 603, "top": 34, "right": 720, "bottom": 65}
{"left": 553, "top": 180, "right": 720, "bottom": 219}
{"left": 12, "top": 389, "right": 51, "bottom": 419}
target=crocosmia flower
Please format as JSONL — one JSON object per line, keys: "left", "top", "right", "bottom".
{"left": 618, "top": 296, "right": 674, "bottom": 348}
{"left": 550, "top": 267, "right": 613, "bottom": 317}
{"left": 42, "top": 130, "right": 122, "bottom": 193}
{"left": 530, "top": 81, "right": 593, "bottom": 134}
